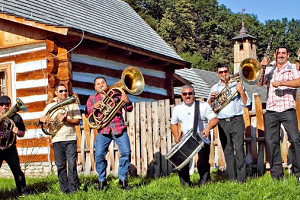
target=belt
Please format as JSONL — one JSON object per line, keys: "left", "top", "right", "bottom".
{"left": 219, "top": 115, "right": 242, "bottom": 122}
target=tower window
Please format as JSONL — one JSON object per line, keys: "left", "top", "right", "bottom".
{"left": 240, "top": 44, "right": 244, "bottom": 51}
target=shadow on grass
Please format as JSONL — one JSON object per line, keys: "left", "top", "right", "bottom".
{"left": 0, "top": 178, "right": 57, "bottom": 199}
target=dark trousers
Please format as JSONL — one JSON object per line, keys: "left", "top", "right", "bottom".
{"left": 218, "top": 116, "right": 246, "bottom": 182}
{"left": 53, "top": 140, "right": 80, "bottom": 193}
{"left": 0, "top": 145, "right": 27, "bottom": 195}
{"left": 178, "top": 143, "right": 210, "bottom": 185}
{"left": 265, "top": 109, "right": 300, "bottom": 178}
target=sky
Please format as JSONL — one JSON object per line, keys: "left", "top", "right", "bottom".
{"left": 217, "top": 0, "right": 300, "bottom": 23}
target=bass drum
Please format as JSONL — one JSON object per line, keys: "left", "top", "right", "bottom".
{"left": 166, "top": 129, "right": 210, "bottom": 170}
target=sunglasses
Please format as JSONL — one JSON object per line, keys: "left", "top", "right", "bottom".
{"left": 58, "top": 89, "right": 68, "bottom": 93}
{"left": 218, "top": 70, "right": 228, "bottom": 75}
{"left": 182, "top": 92, "right": 194, "bottom": 96}
{"left": 0, "top": 103, "right": 9, "bottom": 107}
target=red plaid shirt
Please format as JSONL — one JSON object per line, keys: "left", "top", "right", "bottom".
{"left": 86, "top": 91, "right": 133, "bottom": 135}
{"left": 264, "top": 62, "right": 299, "bottom": 112}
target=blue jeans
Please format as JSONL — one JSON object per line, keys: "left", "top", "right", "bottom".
{"left": 95, "top": 132, "right": 131, "bottom": 182}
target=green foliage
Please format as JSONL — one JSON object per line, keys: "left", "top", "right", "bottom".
{"left": 123, "top": 0, "right": 300, "bottom": 72}
{"left": 2, "top": 172, "right": 300, "bottom": 199}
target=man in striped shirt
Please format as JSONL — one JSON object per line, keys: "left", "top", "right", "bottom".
{"left": 258, "top": 46, "right": 300, "bottom": 182}
{"left": 86, "top": 77, "right": 133, "bottom": 190}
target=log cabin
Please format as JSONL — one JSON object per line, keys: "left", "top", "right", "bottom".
{"left": 0, "top": 0, "right": 190, "bottom": 176}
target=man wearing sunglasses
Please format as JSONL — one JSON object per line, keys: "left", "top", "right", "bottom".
{"left": 40, "top": 84, "right": 81, "bottom": 193}
{"left": 208, "top": 63, "right": 250, "bottom": 183}
{"left": 171, "top": 85, "right": 218, "bottom": 186}
{"left": 86, "top": 77, "right": 133, "bottom": 190}
{"left": 0, "top": 96, "right": 28, "bottom": 196}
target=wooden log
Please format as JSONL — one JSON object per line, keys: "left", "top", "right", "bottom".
{"left": 146, "top": 101, "right": 154, "bottom": 177}
{"left": 19, "top": 154, "right": 49, "bottom": 163}
{"left": 47, "top": 87, "right": 55, "bottom": 103}
{"left": 46, "top": 55, "right": 59, "bottom": 74}
{"left": 127, "top": 103, "right": 136, "bottom": 175}
{"left": 82, "top": 115, "right": 92, "bottom": 174}
{"left": 46, "top": 39, "right": 58, "bottom": 54}
{"left": 57, "top": 61, "right": 72, "bottom": 80}
{"left": 23, "top": 119, "right": 41, "bottom": 129}
{"left": 158, "top": 100, "right": 167, "bottom": 176}
{"left": 17, "top": 87, "right": 48, "bottom": 97}
{"left": 16, "top": 69, "right": 47, "bottom": 81}
{"left": 17, "top": 137, "right": 49, "bottom": 148}
{"left": 75, "top": 125, "right": 82, "bottom": 167}
{"left": 243, "top": 107, "right": 253, "bottom": 175}
{"left": 254, "top": 94, "right": 266, "bottom": 176}
{"left": 90, "top": 129, "right": 96, "bottom": 172}
{"left": 48, "top": 73, "right": 60, "bottom": 88}
{"left": 135, "top": 102, "right": 141, "bottom": 175}
{"left": 152, "top": 101, "right": 160, "bottom": 177}
{"left": 57, "top": 47, "right": 70, "bottom": 62}
{"left": 140, "top": 102, "right": 147, "bottom": 176}
{"left": 215, "top": 126, "right": 225, "bottom": 171}
{"left": 80, "top": 129, "right": 86, "bottom": 171}
{"left": 165, "top": 99, "right": 172, "bottom": 175}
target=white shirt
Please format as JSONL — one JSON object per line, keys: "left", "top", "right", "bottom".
{"left": 171, "top": 101, "right": 216, "bottom": 135}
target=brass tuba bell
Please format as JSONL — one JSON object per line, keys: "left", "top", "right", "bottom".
{"left": 41, "top": 93, "right": 80, "bottom": 136}
{"left": 239, "top": 58, "right": 262, "bottom": 85}
{"left": 210, "top": 60, "right": 261, "bottom": 114}
{"left": 0, "top": 98, "right": 27, "bottom": 150}
{"left": 88, "top": 66, "right": 144, "bottom": 130}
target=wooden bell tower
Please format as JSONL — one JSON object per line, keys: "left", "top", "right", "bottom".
{"left": 232, "top": 21, "right": 257, "bottom": 74}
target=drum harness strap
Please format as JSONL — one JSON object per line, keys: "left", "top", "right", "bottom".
{"left": 192, "top": 100, "right": 200, "bottom": 139}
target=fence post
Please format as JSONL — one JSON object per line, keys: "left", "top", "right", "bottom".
{"left": 254, "top": 94, "right": 265, "bottom": 176}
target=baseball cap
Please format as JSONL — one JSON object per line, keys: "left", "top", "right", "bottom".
{"left": 0, "top": 96, "right": 11, "bottom": 104}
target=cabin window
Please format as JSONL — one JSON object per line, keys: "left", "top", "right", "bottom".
{"left": 0, "top": 63, "right": 12, "bottom": 97}
{"left": 0, "top": 71, "right": 6, "bottom": 95}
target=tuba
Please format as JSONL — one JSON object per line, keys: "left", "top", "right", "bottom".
{"left": 210, "top": 61, "right": 261, "bottom": 114}
{"left": 88, "top": 66, "right": 144, "bottom": 130}
{"left": 0, "top": 98, "right": 27, "bottom": 150}
{"left": 41, "top": 93, "right": 80, "bottom": 136}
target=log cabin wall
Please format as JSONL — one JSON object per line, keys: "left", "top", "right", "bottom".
{"left": 71, "top": 40, "right": 177, "bottom": 110}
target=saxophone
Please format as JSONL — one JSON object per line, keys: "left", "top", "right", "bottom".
{"left": 41, "top": 93, "right": 80, "bottom": 136}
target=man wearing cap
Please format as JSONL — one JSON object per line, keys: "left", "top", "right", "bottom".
{"left": 0, "top": 96, "right": 28, "bottom": 196}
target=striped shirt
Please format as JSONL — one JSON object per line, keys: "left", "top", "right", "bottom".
{"left": 264, "top": 61, "right": 299, "bottom": 112}
{"left": 86, "top": 91, "right": 133, "bottom": 135}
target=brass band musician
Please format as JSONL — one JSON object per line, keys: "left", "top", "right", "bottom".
{"left": 208, "top": 63, "right": 250, "bottom": 183}
{"left": 86, "top": 76, "right": 133, "bottom": 190}
{"left": 0, "top": 96, "right": 28, "bottom": 196}
{"left": 39, "top": 84, "right": 81, "bottom": 193}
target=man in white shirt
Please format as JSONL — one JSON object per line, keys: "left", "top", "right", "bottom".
{"left": 171, "top": 85, "right": 218, "bottom": 186}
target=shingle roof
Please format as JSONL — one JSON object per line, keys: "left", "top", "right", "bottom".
{"left": 0, "top": 0, "right": 183, "bottom": 61}
{"left": 175, "top": 68, "right": 268, "bottom": 103}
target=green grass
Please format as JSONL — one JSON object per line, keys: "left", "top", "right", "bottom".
{"left": 1, "top": 170, "right": 300, "bottom": 200}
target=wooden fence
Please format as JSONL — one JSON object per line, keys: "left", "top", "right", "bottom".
{"left": 75, "top": 94, "right": 297, "bottom": 177}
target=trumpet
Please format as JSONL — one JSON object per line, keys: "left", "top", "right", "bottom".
{"left": 88, "top": 66, "right": 144, "bottom": 130}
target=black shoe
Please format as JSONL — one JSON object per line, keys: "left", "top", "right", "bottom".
{"left": 181, "top": 181, "right": 193, "bottom": 187}
{"left": 98, "top": 181, "right": 107, "bottom": 191}
{"left": 119, "top": 179, "right": 129, "bottom": 190}
{"left": 18, "top": 187, "right": 29, "bottom": 196}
